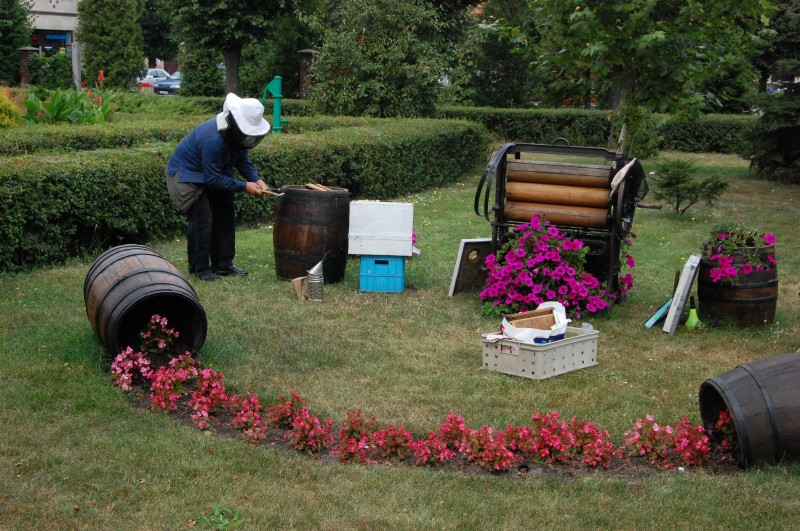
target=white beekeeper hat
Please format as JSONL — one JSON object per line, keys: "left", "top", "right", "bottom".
{"left": 216, "top": 93, "right": 270, "bottom": 136}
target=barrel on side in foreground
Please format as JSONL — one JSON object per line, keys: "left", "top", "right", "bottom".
{"left": 84, "top": 244, "right": 207, "bottom": 356}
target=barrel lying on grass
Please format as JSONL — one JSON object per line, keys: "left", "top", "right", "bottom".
{"left": 84, "top": 244, "right": 207, "bottom": 356}
{"left": 699, "top": 351, "right": 800, "bottom": 468}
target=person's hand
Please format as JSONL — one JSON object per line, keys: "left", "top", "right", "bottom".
{"left": 245, "top": 181, "right": 264, "bottom": 196}
{"left": 255, "top": 179, "right": 269, "bottom": 193}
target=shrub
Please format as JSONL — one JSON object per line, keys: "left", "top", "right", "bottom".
{"left": 177, "top": 46, "right": 224, "bottom": 98}
{"left": 29, "top": 53, "right": 74, "bottom": 90}
{"left": 659, "top": 114, "right": 754, "bottom": 154}
{"left": 309, "top": 0, "right": 444, "bottom": 118}
{"left": 23, "top": 88, "right": 115, "bottom": 124}
{"left": 0, "top": 118, "right": 200, "bottom": 156}
{"left": 650, "top": 158, "right": 729, "bottom": 215}
{"left": 439, "top": 106, "right": 756, "bottom": 154}
{"left": 741, "top": 86, "right": 800, "bottom": 183}
{"left": 0, "top": 89, "right": 21, "bottom": 129}
{"left": 0, "top": 117, "right": 488, "bottom": 272}
{"left": 0, "top": 149, "right": 185, "bottom": 271}
{"left": 439, "top": 106, "right": 612, "bottom": 147}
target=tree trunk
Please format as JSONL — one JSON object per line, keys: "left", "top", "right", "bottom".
{"left": 223, "top": 46, "right": 242, "bottom": 95}
{"left": 606, "top": 66, "right": 626, "bottom": 113}
{"left": 607, "top": 67, "right": 632, "bottom": 154}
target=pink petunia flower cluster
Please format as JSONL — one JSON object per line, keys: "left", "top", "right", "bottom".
{"left": 704, "top": 223, "right": 777, "bottom": 283}
{"left": 480, "top": 212, "right": 627, "bottom": 319}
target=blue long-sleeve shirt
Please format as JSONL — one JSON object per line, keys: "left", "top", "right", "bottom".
{"left": 166, "top": 118, "right": 260, "bottom": 192}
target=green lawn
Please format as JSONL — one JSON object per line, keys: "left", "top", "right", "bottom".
{"left": 1, "top": 152, "right": 799, "bottom": 529}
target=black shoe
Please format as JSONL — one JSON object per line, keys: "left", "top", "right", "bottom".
{"left": 193, "top": 270, "right": 220, "bottom": 282}
{"left": 214, "top": 264, "right": 248, "bottom": 276}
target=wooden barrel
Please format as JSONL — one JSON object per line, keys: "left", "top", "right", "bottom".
{"left": 697, "top": 246, "right": 778, "bottom": 327}
{"left": 273, "top": 185, "right": 350, "bottom": 282}
{"left": 699, "top": 351, "right": 800, "bottom": 468}
{"left": 84, "top": 244, "right": 207, "bottom": 356}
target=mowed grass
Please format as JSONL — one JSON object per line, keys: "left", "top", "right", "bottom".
{"left": 1, "top": 152, "right": 799, "bottom": 529}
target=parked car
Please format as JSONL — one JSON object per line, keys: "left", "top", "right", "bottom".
{"left": 153, "top": 71, "right": 182, "bottom": 95}
{"left": 139, "top": 68, "right": 170, "bottom": 87}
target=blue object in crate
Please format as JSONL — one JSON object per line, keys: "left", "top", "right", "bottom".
{"left": 360, "top": 255, "right": 405, "bottom": 293}
{"left": 532, "top": 333, "right": 565, "bottom": 344}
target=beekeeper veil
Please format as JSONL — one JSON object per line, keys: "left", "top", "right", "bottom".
{"left": 216, "top": 93, "right": 270, "bottom": 149}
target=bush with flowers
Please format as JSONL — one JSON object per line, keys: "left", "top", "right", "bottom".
{"left": 229, "top": 392, "right": 267, "bottom": 444}
{"left": 480, "top": 212, "right": 634, "bottom": 319}
{"left": 623, "top": 414, "right": 713, "bottom": 468}
{"left": 702, "top": 222, "right": 777, "bottom": 284}
{"left": 108, "top": 314, "right": 741, "bottom": 473}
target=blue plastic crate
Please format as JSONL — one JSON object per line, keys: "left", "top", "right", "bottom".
{"left": 359, "top": 255, "right": 405, "bottom": 293}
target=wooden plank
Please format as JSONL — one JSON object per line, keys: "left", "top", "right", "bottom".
{"left": 448, "top": 238, "right": 492, "bottom": 297}
{"left": 663, "top": 254, "right": 702, "bottom": 335}
{"left": 645, "top": 299, "right": 672, "bottom": 328}
{"left": 505, "top": 182, "right": 610, "bottom": 208}
{"left": 508, "top": 159, "right": 611, "bottom": 174}
{"left": 504, "top": 201, "right": 609, "bottom": 229}
{"left": 506, "top": 160, "right": 612, "bottom": 188}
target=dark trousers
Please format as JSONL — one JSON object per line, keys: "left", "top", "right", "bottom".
{"left": 186, "top": 188, "right": 236, "bottom": 274}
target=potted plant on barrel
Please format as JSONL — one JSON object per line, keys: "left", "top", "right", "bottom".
{"left": 697, "top": 222, "right": 778, "bottom": 327}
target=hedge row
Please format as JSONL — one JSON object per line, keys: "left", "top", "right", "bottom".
{"left": 437, "top": 105, "right": 757, "bottom": 154}
{"left": 0, "top": 118, "right": 489, "bottom": 272}
{"left": 657, "top": 114, "right": 755, "bottom": 154}
{"left": 0, "top": 115, "right": 380, "bottom": 157}
{"left": 438, "top": 106, "right": 613, "bottom": 147}
{"left": 0, "top": 119, "right": 198, "bottom": 156}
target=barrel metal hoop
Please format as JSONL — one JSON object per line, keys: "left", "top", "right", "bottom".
{"left": 103, "top": 279, "right": 203, "bottom": 354}
{"left": 94, "top": 267, "right": 180, "bottom": 337}
{"left": 740, "top": 363, "right": 782, "bottom": 461}
{"left": 83, "top": 245, "right": 153, "bottom": 299}
{"left": 85, "top": 246, "right": 159, "bottom": 322}
{"left": 709, "top": 375, "right": 752, "bottom": 467}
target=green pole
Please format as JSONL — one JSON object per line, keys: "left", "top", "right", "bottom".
{"left": 263, "top": 76, "right": 288, "bottom": 134}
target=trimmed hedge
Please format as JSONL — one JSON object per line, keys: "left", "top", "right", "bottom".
{"left": 4, "top": 92, "right": 758, "bottom": 155}
{"left": 0, "top": 119, "right": 201, "bottom": 156}
{"left": 438, "top": 106, "right": 613, "bottom": 147}
{"left": 657, "top": 114, "right": 755, "bottom": 154}
{"left": 437, "top": 105, "right": 757, "bottom": 154}
{"left": 0, "top": 115, "right": 382, "bottom": 156}
{"left": 0, "top": 118, "right": 488, "bottom": 272}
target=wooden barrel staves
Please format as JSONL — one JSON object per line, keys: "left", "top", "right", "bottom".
{"left": 273, "top": 185, "right": 350, "bottom": 283}
{"left": 699, "top": 351, "right": 800, "bottom": 468}
{"left": 697, "top": 246, "right": 778, "bottom": 328}
{"left": 84, "top": 244, "right": 207, "bottom": 356}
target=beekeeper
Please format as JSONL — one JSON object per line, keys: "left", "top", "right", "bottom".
{"left": 166, "top": 93, "right": 270, "bottom": 281}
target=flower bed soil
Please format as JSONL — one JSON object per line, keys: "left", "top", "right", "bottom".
{"left": 123, "top": 386, "right": 740, "bottom": 482}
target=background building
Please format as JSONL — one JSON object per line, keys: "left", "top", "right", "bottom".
{"left": 29, "top": 0, "right": 81, "bottom": 87}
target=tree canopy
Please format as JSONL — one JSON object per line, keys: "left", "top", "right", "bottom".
{"left": 0, "top": 0, "right": 33, "bottom": 85}
{"left": 308, "top": 0, "right": 446, "bottom": 117}
{"left": 77, "top": 0, "right": 145, "bottom": 88}
{"left": 501, "top": 0, "right": 777, "bottom": 150}
{"left": 743, "top": 0, "right": 800, "bottom": 183}
{"left": 140, "top": 0, "right": 178, "bottom": 68}
{"left": 167, "top": 0, "right": 287, "bottom": 95}
{"left": 754, "top": 0, "right": 800, "bottom": 85}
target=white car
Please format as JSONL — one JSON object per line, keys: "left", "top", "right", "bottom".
{"left": 139, "top": 68, "right": 170, "bottom": 87}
